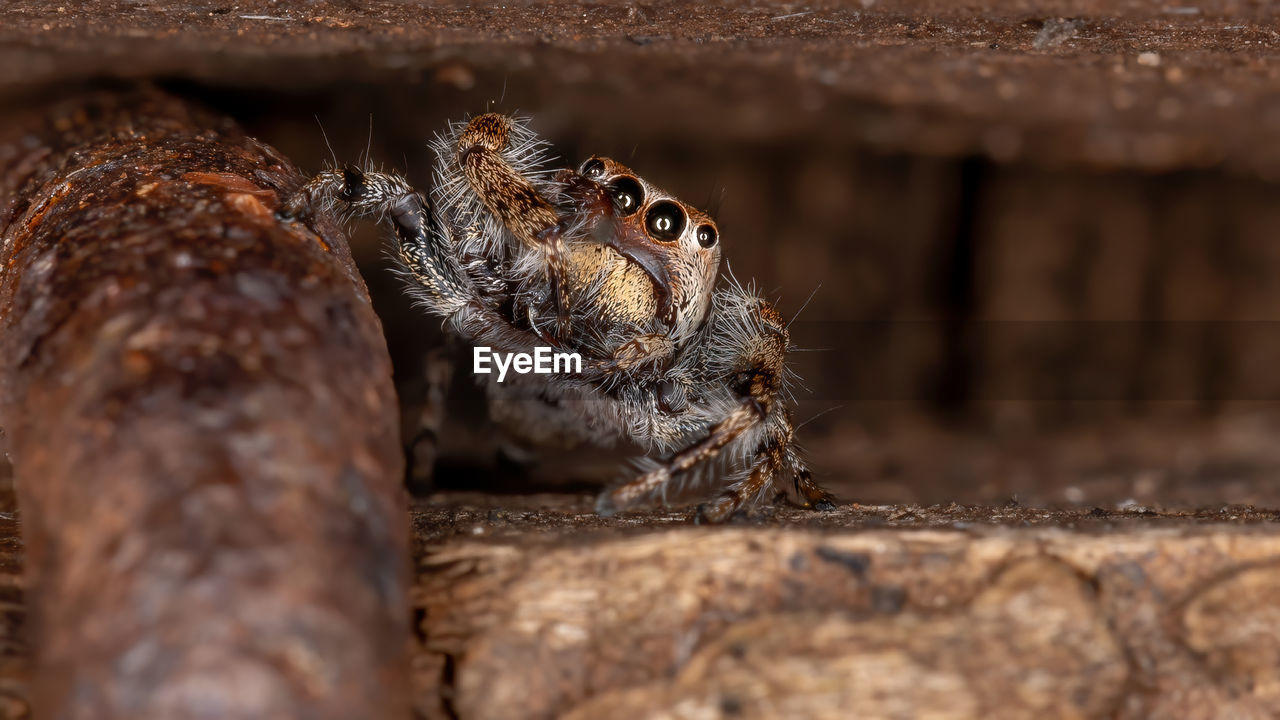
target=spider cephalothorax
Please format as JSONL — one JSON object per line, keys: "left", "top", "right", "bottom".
{"left": 282, "top": 113, "right": 835, "bottom": 522}
{"left": 560, "top": 155, "right": 721, "bottom": 346}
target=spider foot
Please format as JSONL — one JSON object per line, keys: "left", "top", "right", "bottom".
{"left": 594, "top": 490, "right": 620, "bottom": 518}
{"left": 694, "top": 497, "right": 738, "bottom": 525}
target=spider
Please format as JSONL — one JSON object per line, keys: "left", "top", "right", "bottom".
{"left": 280, "top": 113, "right": 836, "bottom": 522}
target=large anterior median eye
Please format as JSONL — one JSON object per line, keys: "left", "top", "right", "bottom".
{"left": 609, "top": 176, "right": 644, "bottom": 216}
{"left": 645, "top": 201, "right": 685, "bottom": 242}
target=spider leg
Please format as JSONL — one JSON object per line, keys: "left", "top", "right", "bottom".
{"left": 279, "top": 168, "right": 341, "bottom": 220}
{"left": 281, "top": 166, "right": 474, "bottom": 316}
{"left": 747, "top": 406, "right": 837, "bottom": 513}
{"left": 457, "top": 114, "right": 573, "bottom": 342}
{"left": 283, "top": 166, "right": 615, "bottom": 383}
{"left": 595, "top": 400, "right": 761, "bottom": 515}
{"left": 695, "top": 438, "right": 783, "bottom": 524}
{"left": 765, "top": 412, "right": 837, "bottom": 511}
{"left": 688, "top": 420, "right": 836, "bottom": 522}
{"left": 598, "top": 283, "right": 837, "bottom": 520}
{"left": 785, "top": 447, "right": 837, "bottom": 511}
{"left": 603, "top": 333, "right": 675, "bottom": 374}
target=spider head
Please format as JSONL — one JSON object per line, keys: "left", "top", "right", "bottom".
{"left": 562, "top": 156, "right": 721, "bottom": 343}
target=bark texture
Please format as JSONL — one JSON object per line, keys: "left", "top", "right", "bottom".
{"left": 0, "top": 88, "right": 409, "bottom": 720}
{"left": 415, "top": 519, "right": 1280, "bottom": 719}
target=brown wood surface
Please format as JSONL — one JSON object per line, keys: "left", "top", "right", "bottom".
{"left": 0, "top": 89, "right": 410, "bottom": 720}
{"left": 400, "top": 498, "right": 1280, "bottom": 720}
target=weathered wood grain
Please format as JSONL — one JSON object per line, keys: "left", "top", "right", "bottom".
{"left": 0, "top": 88, "right": 409, "bottom": 720}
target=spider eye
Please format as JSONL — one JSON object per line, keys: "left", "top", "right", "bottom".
{"left": 608, "top": 176, "right": 644, "bottom": 216}
{"left": 697, "top": 224, "right": 718, "bottom": 248}
{"left": 645, "top": 202, "right": 685, "bottom": 242}
{"left": 580, "top": 158, "right": 606, "bottom": 179}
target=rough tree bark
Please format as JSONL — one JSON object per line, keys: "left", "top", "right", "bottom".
{"left": 0, "top": 88, "right": 410, "bottom": 719}
{"left": 414, "top": 518, "right": 1280, "bottom": 719}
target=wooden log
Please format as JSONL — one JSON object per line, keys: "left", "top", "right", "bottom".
{"left": 0, "top": 88, "right": 410, "bottom": 719}
{"left": 414, "top": 510, "right": 1280, "bottom": 719}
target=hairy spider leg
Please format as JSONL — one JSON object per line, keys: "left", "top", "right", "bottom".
{"left": 457, "top": 114, "right": 573, "bottom": 343}
{"left": 282, "top": 166, "right": 621, "bottom": 381}
{"left": 595, "top": 400, "right": 760, "bottom": 515}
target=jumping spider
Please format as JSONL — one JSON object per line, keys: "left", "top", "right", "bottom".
{"left": 282, "top": 113, "right": 835, "bottom": 522}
